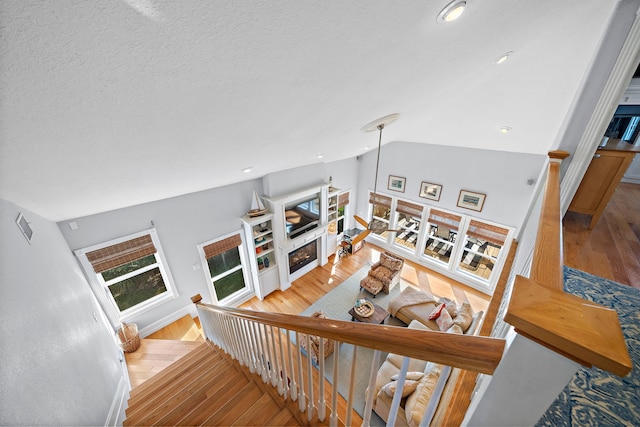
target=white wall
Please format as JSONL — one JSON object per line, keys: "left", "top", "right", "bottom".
{"left": 0, "top": 199, "right": 124, "bottom": 426}
{"left": 354, "top": 141, "right": 546, "bottom": 231}
{"left": 59, "top": 178, "right": 267, "bottom": 331}
{"left": 57, "top": 159, "right": 362, "bottom": 332}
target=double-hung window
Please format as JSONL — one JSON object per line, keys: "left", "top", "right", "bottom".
{"left": 456, "top": 220, "right": 510, "bottom": 282}
{"left": 368, "top": 192, "right": 393, "bottom": 239}
{"left": 423, "top": 209, "right": 462, "bottom": 265}
{"left": 393, "top": 199, "right": 424, "bottom": 251}
{"left": 199, "top": 232, "right": 251, "bottom": 305}
{"left": 76, "top": 229, "right": 176, "bottom": 323}
{"left": 337, "top": 192, "right": 350, "bottom": 235}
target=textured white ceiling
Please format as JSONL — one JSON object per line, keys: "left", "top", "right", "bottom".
{"left": 0, "top": 0, "right": 619, "bottom": 220}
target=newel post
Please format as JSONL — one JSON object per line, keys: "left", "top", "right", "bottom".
{"left": 463, "top": 151, "right": 630, "bottom": 426}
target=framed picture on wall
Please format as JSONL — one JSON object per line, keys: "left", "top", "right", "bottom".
{"left": 419, "top": 182, "right": 442, "bottom": 201}
{"left": 388, "top": 175, "right": 406, "bottom": 192}
{"left": 457, "top": 190, "right": 486, "bottom": 212}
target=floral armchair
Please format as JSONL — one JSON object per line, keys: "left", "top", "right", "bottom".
{"left": 360, "top": 252, "right": 404, "bottom": 297}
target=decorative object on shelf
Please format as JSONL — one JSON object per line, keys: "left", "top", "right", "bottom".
{"left": 352, "top": 113, "right": 401, "bottom": 246}
{"left": 457, "top": 190, "right": 486, "bottom": 212}
{"left": 247, "top": 189, "right": 267, "bottom": 217}
{"left": 264, "top": 257, "right": 270, "bottom": 268}
{"left": 353, "top": 299, "right": 375, "bottom": 317}
{"left": 328, "top": 176, "right": 337, "bottom": 193}
{"left": 387, "top": 175, "right": 406, "bottom": 193}
{"left": 419, "top": 181, "right": 443, "bottom": 201}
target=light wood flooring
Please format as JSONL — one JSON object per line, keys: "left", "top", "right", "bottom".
{"left": 129, "top": 244, "right": 490, "bottom": 389}
{"left": 239, "top": 242, "right": 490, "bottom": 315}
{"left": 563, "top": 182, "right": 640, "bottom": 289}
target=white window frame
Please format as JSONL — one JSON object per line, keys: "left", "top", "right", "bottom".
{"left": 362, "top": 190, "right": 516, "bottom": 293}
{"left": 197, "top": 230, "right": 253, "bottom": 306}
{"left": 390, "top": 196, "right": 427, "bottom": 255}
{"left": 75, "top": 228, "right": 178, "bottom": 326}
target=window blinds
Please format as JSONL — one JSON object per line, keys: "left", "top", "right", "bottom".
{"left": 203, "top": 234, "right": 242, "bottom": 259}
{"left": 338, "top": 192, "right": 350, "bottom": 207}
{"left": 428, "top": 209, "right": 462, "bottom": 231}
{"left": 467, "top": 220, "right": 509, "bottom": 245}
{"left": 86, "top": 234, "right": 156, "bottom": 273}
{"left": 369, "top": 192, "right": 392, "bottom": 209}
{"left": 396, "top": 200, "right": 424, "bottom": 218}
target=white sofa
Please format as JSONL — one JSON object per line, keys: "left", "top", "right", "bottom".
{"left": 369, "top": 295, "right": 483, "bottom": 426}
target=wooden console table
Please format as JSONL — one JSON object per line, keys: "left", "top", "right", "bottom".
{"left": 568, "top": 139, "right": 639, "bottom": 229}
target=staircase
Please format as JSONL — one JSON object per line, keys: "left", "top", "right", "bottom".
{"left": 123, "top": 341, "right": 299, "bottom": 426}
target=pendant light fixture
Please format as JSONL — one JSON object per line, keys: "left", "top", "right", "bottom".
{"left": 351, "top": 113, "right": 400, "bottom": 246}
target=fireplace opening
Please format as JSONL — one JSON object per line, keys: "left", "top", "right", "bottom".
{"left": 288, "top": 240, "right": 318, "bottom": 275}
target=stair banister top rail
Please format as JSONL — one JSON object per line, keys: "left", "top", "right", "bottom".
{"left": 192, "top": 295, "right": 504, "bottom": 375}
{"left": 504, "top": 150, "right": 632, "bottom": 377}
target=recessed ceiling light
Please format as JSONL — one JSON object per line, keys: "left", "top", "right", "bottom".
{"left": 437, "top": 0, "right": 467, "bottom": 23}
{"left": 242, "top": 167, "right": 253, "bottom": 173}
{"left": 493, "top": 51, "right": 513, "bottom": 65}
{"left": 363, "top": 146, "right": 369, "bottom": 150}
{"left": 499, "top": 126, "right": 512, "bottom": 134}
{"left": 316, "top": 154, "right": 324, "bottom": 159}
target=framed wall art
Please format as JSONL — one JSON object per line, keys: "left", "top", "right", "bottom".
{"left": 419, "top": 182, "right": 442, "bottom": 201}
{"left": 388, "top": 175, "right": 406, "bottom": 193}
{"left": 457, "top": 190, "right": 486, "bottom": 212}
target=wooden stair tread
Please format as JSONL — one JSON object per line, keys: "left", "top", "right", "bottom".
{"left": 125, "top": 356, "right": 225, "bottom": 423}
{"left": 199, "top": 382, "right": 264, "bottom": 426}
{"left": 144, "top": 364, "right": 234, "bottom": 426}
{"left": 266, "top": 407, "right": 299, "bottom": 426}
{"left": 174, "top": 374, "right": 251, "bottom": 425}
{"left": 128, "top": 342, "right": 214, "bottom": 404}
{"left": 231, "top": 393, "right": 282, "bottom": 426}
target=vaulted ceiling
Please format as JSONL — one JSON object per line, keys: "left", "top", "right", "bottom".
{"left": 0, "top": 1, "right": 623, "bottom": 220}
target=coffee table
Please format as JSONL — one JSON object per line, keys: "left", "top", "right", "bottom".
{"left": 348, "top": 300, "right": 390, "bottom": 324}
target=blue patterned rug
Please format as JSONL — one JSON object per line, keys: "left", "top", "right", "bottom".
{"left": 536, "top": 267, "right": 640, "bottom": 427}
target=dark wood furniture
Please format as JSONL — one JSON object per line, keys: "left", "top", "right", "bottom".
{"left": 568, "top": 139, "right": 639, "bottom": 229}
{"left": 348, "top": 300, "right": 390, "bottom": 324}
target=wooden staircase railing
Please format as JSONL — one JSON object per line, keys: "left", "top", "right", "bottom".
{"left": 504, "top": 151, "right": 632, "bottom": 377}
{"left": 192, "top": 294, "right": 505, "bottom": 426}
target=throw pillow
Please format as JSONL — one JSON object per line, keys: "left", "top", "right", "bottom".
{"left": 391, "top": 371, "right": 424, "bottom": 381}
{"left": 405, "top": 363, "right": 443, "bottom": 426}
{"left": 436, "top": 307, "right": 454, "bottom": 331}
{"left": 446, "top": 324, "right": 464, "bottom": 335}
{"left": 452, "top": 302, "right": 473, "bottom": 332}
{"left": 381, "top": 379, "right": 419, "bottom": 398}
{"left": 428, "top": 303, "right": 447, "bottom": 320}
{"left": 437, "top": 297, "right": 457, "bottom": 317}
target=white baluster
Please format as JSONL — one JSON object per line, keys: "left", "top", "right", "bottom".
{"left": 329, "top": 342, "right": 341, "bottom": 427}
{"left": 287, "top": 330, "right": 298, "bottom": 401}
{"left": 270, "top": 326, "right": 284, "bottom": 395}
{"left": 363, "top": 349, "right": 383, "bottom": 427}
{"left": 247, "top": 320, "right": 259, "bottom": 374}
{"left": 318, "top": 337, "right": 326, "bottom": 421}
{"left": 345, "top": 345, "right": 358, "bottom": 427}
{"left": 296, "top": 332, "right": 306, "bottom": 412}
{"left": 267, "top": 325, "right": 279, "bottom": 388}
{"left": 277, "top": 327, "right": 289, "bottom": 398}
{"left": 257, "top": 322, "right": 269, "bottom": 383}
{"left": 386, "top": 355, "right": 409, "bottom": 427}
{"left": 306, "top": 333, "right": 314, "bottom": 422}
{"left": 240, "top": 319, "right": 254, "bottom": 371}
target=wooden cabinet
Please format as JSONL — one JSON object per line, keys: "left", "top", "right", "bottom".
{"left": 241, "top": 213, "right": 280, "bottom": 300}
{"left": 569, "top": 140, "right": 638, "bottom": 228}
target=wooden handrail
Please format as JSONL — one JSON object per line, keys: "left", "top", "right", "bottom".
{"left": 530, "top": 150, "right": 569, "bottom": 289}
{"left": 192, "top": 295, "right": 505, "bottom": 375}
{"left": 505, "top": 151, "right": 632, "bottom": 377}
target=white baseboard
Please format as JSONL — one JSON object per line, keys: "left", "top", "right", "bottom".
{"left": 105, "top": 376, "right": 129, "bottom": 427}
{"left": 138, "top": 304, "right": 198, "bottom": 338}
{"left": 621, "top": 176, "right": 640, "bottom": 184}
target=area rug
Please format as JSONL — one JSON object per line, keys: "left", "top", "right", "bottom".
{"left": 536, "top": 267, "right": 640, "bottom": 427}
{"left": 296, "top": 266, "right": 411, "bottom": 423}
